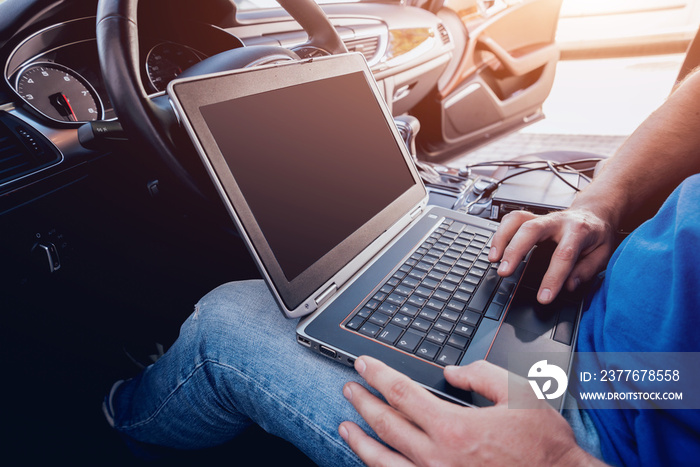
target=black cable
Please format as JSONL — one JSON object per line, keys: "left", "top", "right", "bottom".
{"left": 465, "top": 157, "right": 604, "bottom": 193}
{"left": 545, "top": 159, "right": 581, "bottom": 192}
{"left": 463, "top": 157, "right": 604, "bottom": 170}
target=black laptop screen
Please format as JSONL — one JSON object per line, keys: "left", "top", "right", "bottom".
{"left": 200, "top": 71, "right": 416, "bottom": 282}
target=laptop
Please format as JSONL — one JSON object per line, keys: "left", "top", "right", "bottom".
{"left": 167, "top": 53, "right": 584, "bottom": 409}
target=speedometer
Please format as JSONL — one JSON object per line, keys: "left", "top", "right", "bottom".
{"left": 15, "top": 62, "right": 104, "bottom": 123}
{"left": 146, "top": 42, "right": 204, "bottom": 92}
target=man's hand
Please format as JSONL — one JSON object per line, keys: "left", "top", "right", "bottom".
{"left": 488, "top": 209, "right": 616, "bottom": 304}
{"left": 339, "top": 357, "right": 601, "bottom": 467}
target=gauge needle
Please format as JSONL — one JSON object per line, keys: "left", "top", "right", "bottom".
{"left": 49, "top": 92, "right": 78, "bottom": 122}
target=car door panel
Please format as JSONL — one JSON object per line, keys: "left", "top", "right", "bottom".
{"left": 415, "top": 0, "right": 562, "bottom": 159}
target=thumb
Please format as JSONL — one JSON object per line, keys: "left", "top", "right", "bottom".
{"left": 443, "top": 360, "right": 510, "bottom": 404}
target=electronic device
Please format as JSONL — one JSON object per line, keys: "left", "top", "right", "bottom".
{"left": 167, "top": 53, "right": 584, "bottom": 409}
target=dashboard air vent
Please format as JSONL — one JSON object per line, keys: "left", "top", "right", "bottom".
{"left": 345, "top": 36, "right": 381, "bottom": 62}
{"left": 437, "top": 23, "right": 451, "bottom": 45}
{"left": 0, "top": 113, "right": 61, "bottom": 186}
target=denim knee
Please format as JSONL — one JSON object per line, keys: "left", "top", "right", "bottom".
{"left": 181, "top": 279, "right": 286, "bottom": 367}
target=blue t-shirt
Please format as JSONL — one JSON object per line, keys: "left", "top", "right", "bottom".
{"left": 576, "top": 174, "right": 700, "bottom": 465}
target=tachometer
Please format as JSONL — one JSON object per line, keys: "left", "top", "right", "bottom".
{"left": 15, "top": 62, "right": 104, "bottom": 123}
{"left": 146, "top": 42, "right": 204, "bottom": 92}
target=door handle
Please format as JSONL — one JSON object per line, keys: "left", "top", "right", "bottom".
{"left": 477, "top": 35, "right": 559, "bottom": 76}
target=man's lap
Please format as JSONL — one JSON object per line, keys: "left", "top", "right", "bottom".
{"left": 109, "top": 279, "right": 601, "bottom": 464}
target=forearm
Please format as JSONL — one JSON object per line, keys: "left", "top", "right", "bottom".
{"left": 571, "top": 68, "right": 700, "bottom": 229}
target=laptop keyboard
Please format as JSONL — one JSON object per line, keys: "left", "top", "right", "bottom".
{"left": 343, "top": 218, "right": 517, "bottom": 367}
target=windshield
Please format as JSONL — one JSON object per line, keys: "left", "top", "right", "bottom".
{"left": 236, "top": 1, "right": 365, "bottom": 10}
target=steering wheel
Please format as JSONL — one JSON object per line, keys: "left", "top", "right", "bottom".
{"left": 96, "top": 0, "right": 347, "bottom": 198}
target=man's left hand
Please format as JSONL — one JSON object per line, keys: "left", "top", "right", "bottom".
{"left": 339, "top": 357, "right": 602, "bottom": 466}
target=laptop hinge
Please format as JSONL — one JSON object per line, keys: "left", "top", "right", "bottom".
{"left": 409, "top": 205, "right": 422, "bottom": 219}
{"left": 314, "top": 283, "right": 338, "bottom": 306}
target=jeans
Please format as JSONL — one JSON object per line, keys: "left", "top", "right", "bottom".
{"left": 108, "top": 280, "right": 601, "bottom": 465}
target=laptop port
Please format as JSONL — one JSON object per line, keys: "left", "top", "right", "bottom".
{"left": 297, "top": 335, "right": 312, "bottom": 348}
{"left": 320, "top": 345, "right": 337, "bottom": 359}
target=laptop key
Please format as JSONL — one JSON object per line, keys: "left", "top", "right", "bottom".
{"left": 436, "top": 346, "right": 462, "bottom": 366}
{"left": 428, "top": 271, "right": 446, "bottom": 282}
{"left": 461, "top": 253, "right": 477, "bottom": 262}
{"left": 441, "top": 308, "right": 461, "bottom": 321}
{"left": 447, "top": 221, "right": 466, "bottom": 233}
{"left": 408, "top": 295, "right": 427, "bottom": 307}
{"left": 468, "top": 267, "right": 486, "bottom": 278}
{"left": 396, "top": 330, "right": 424, "bottom": 352}
{"left": 359, "top": 323, "right": 381, "bottom": 338}
{"left": 386, "top": 293, "right": 406, "bottom": 306}
{"left": 426, "top": 298, "right": 445, "bottom": 311}
{"left": 468, "top": 268, "right": 501, "bottom": 314}
{"left": 392, "top": 270, "right": 407, "bottom": 280}
{"left": 377, "top": 324, "right": 403, "bottom": 345}
{"left": 432, "top": 289, "right": 451, "bottom": 302}
{"left": 493, "top": 291, "right": 510, "bottom": 306}
{"left": 346, "top": 316, "right": 364, "bottom": 331}
{"left": 378, "top": 303, "right": 398, "bottom": 315}
{"left": 451, "top": 266, "right": 467, "bottom": 277}
{"left": 369, "top": 313, "right": 390, "bottom": 326}
{"left": 485, "top": 302, "right": 504, "bottom": 320}
{"left": 464, "top": 275, "right": 481, "bottom": 285}
{"left": 454, "top": 323, "right": 475, "bottom": 337}
{"left": 415, "top": 341, "right": 439, "bottom": 361}
{"left": 460, "top": 311, "right": 480, "bottom": 326}
{"left": 446, "top": 300, "right": 465, "bottom": 314}
{"left": 409, "top": 270, "right": 427, "bottom": 280}
{"left": 357, "top": 306, "right": 373, "bottom": 318}
{"left": 447, "top": 334, "right": 469, "bottom": 350}
{"left": 414, "top": 286, "right": 433, "bottom": 298}
{"left": 391, "top": 314, "right": 412, "bottom": 328}
{"left": 433, "top": 263, "right": 451, "bottom": 274}
{"left": 427, "top": 329, "right": 448, "bottom": 345}
{"left": 399, "top": 304, "right": 420, "bottom": 317}
{"left": 373, "top": 292, "right": 387, "bottom": 301}
{"left": 418, "top": 308, "right": 438, "bottom": 322}
{"left": 411, "top": 317, "right": 432, "bottom": 332}
{"left": 433, "top": 319, "right": 453, "bottom": 333}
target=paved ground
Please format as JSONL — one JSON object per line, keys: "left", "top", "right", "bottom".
{"left": 446, "top": 53, "right": 685, "bottom": 168}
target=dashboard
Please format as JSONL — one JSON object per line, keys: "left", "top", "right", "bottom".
{"left": 0, "top": 0, "right": 453, "bottom": 214}
{"left": 3, "top": 16, "right": 245, "bottom": 125}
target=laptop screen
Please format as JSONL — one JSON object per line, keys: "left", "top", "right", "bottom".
{"left": 199, "top": 71, "right": 415, "bottom": 282}
{"left": 168, "top": 54, "right": 426, "bottom": 312}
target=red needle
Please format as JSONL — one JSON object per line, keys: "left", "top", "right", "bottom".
{"left": 61, "top": 93, "right": 78, "bottom": 122}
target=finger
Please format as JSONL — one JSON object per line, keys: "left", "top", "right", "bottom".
{"left": 536, "top": 233, "right": 587, "bottom": 304}
{"left": 443, "top": 360, "right": 510, "bottom": 404}
{"left": 496, "top": 216, "right": 556, "bottom": 276}
{"left": 564, "top": 244, "right": 612, "bottom": 291}
{"left": 343, "top": 381, "right": 432, "bottom": 462}
{"left": 489, "top": 211, "right": 537, "bottom": 263}
{"left": 339, "top": 421, "right": 414, "bottom": 467}
{"left": 354, "top": 356, "right": 446, "bottom": 430}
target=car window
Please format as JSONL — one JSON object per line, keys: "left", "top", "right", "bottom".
{"left": 235, "top": 0, "right": 382, "bottom": 10}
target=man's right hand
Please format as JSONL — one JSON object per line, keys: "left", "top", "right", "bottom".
{"left": 488, "top": 208, "right": 617, "bottom": 304}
